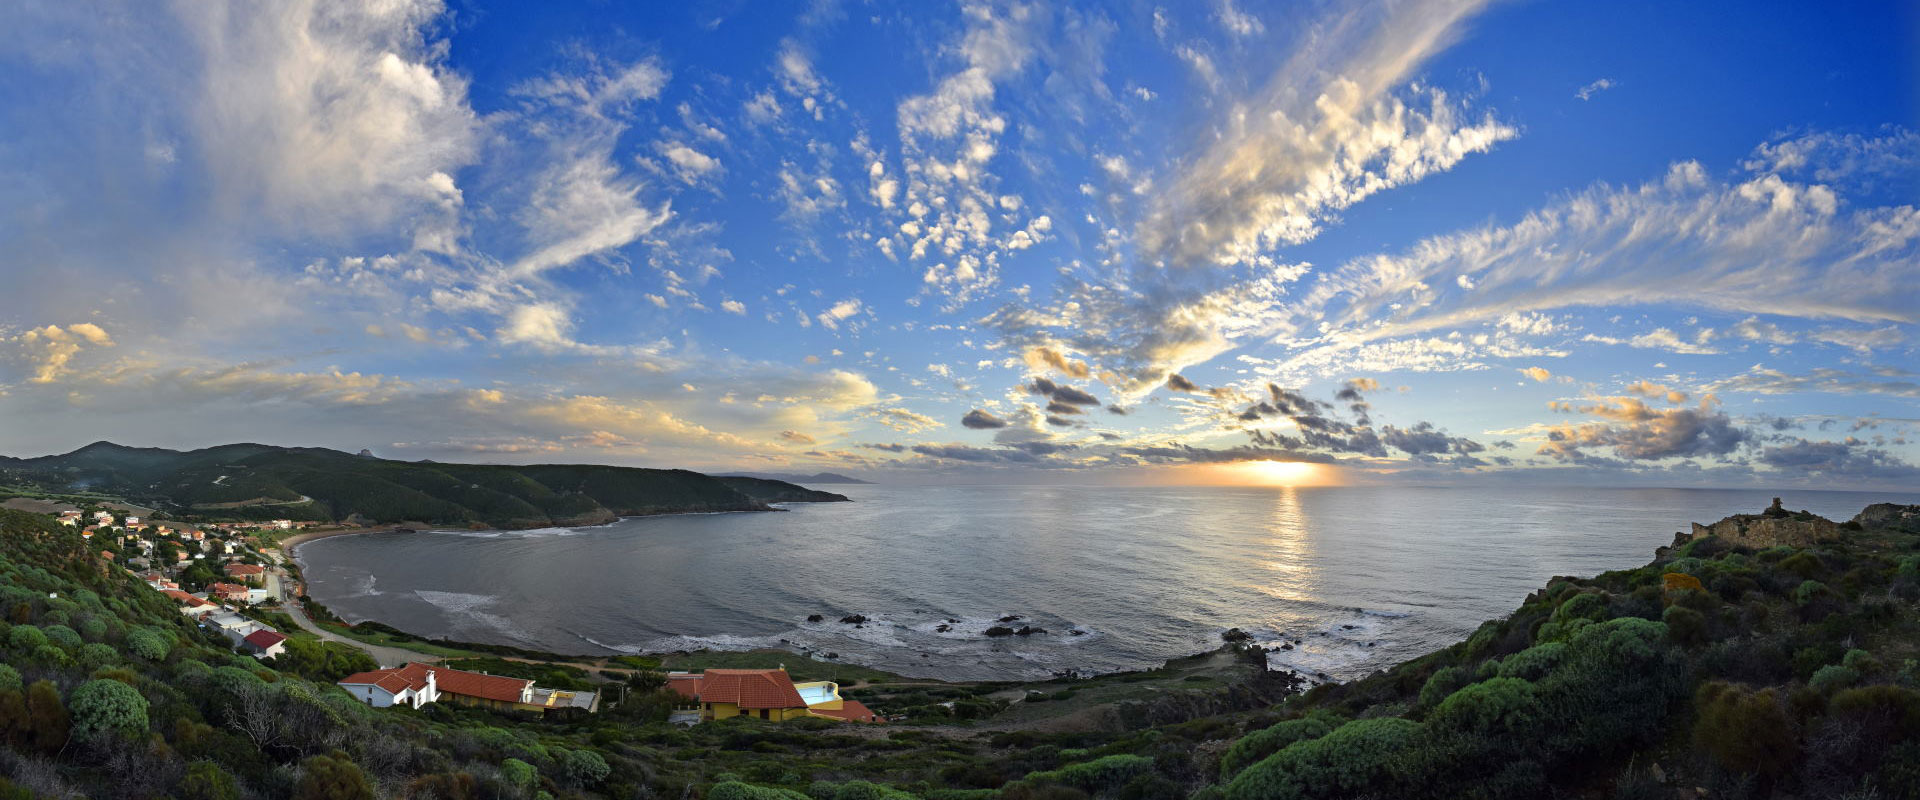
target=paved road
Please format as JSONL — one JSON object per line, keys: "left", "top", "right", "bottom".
{"left": 266, "top": 555, "right": 433, "bottom": 669}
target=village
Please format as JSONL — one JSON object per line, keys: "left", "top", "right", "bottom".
{"left": 11, "top": 499, "right": 886, "bottom": 725}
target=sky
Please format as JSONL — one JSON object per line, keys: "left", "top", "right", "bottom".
{"left": 0, "top": 0, "right": 1916, "bottom": 489}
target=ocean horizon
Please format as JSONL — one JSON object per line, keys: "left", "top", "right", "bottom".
{"left": 295, "top": 484, "right": 1918, "bottom": 682}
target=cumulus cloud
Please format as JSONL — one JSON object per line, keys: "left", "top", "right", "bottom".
{"left": 1520, "top": 366, "right": 1553, "bottom": 382}
{"left": 1574, "top": 78, "right": 1616, "bottom": 100}
{"left": 1538, "top": 394, "right": 1746, "bottom": 462}
{"left": 13, "top": 323, "right": 116, "bottom": 383}
{"left": 1759, "top": 437, "right": 1919, "bottom": 482}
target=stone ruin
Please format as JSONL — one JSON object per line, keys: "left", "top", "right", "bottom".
{"left": 1682, "top": 497, "right": 1841, "bottom": 549}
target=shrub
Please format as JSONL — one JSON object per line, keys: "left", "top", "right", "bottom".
{"left": 1809, "top": 665, "right": 1859, "bottom": 694}
{"left": 1220, "top": 713, "right": 1339, "bottom": 778}
{"left": 0, "top": 664, "right": 18, "bottom": 693}
{"left": 1841, "top": 649, "right": 1882, "bottom": 675}
{"left": 708, "top": 782, "right": 813, "bottom": 800}
{"left": 126, "top": 628, "right": 171, "bottom": 661}
{"left": 1497, "top": 642, "right": 1566, "bottom": 681}
{"left": 1223, "top": 717, "right": 1424, "bottom": 800}
{"left": 42, "top": 624, "right": 82, "bottom": 650}
{"left": 1536, "top": 618, "right": 1687, "bottom": 756}
{"left": 1553, "top": 592, "right": 1609, "bottom": 624}
{"left": 75, "top": 642, "right": 118, "bottom": 671}
{"left": 1693, "top": 682, "right": 1796, "bottom": 776}
{"left": 23, "top": 680, "right": 68, "bottom": 755}
{"left": 293, "top": 751, "right": 375, "bottom": 800}
{"left": 6, "top": 625, "right": 45, "bottom": 651}
{"left": 1662, "top": 573, "right": 1704, "bottom": 592}
{"left": 1427, "top": 678, "right": 1543, "bottom": 739}
{"left": 1418, "top": 666, "right": 1469, "bottom": 709}
{"left": 178, "top": 761, "right": 240, "bottom": 800}
{"left": 68, "top": 678, "right": 148, "bottom": 742}
{"left": 1793, "top": 580, "right": 1830, "bottom": 606}
{"left": 499, "top": 758, "right": 536, "bottom": 789}
{"left": 833, "top": 781, "right": 919, "bottom": 800}
{"left": 1023, "top": 755, "right": 1153, "bottom": 791}
{"left": 556, "top": 748, "right": 610, "bottom": 788}
{"left": 1662, "top": 606, "right": 1708, "bottom": 647}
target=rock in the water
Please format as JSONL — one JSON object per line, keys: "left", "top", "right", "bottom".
{"left": 1222, "top": 627, "right": 1252, "bottom": 643}
{"left": 839, "top": 614, "right": 868, "bottom": 624}
{"left": 984, "top": 626, "right": 1016, "bottom": 637}
{"left": 1280, "top": 643, "right": 1294, "bottom": 650}
{"left": 1015, "top": 626, "right": 1047, "bottom": 636}
{"left": 824, "top": 652, "right": 839, "bottom": 659}
{"left": 998, "top": 614, "right": 1023, "bottom": 623}
{"left": 807, "top": 614, "right": 824, "bottom": 622}
{"left": 1068, "top": 629, "right": 1086, "bottom": 636}
{"left": 935, "top": 624, "right": 952, "bottom": 633}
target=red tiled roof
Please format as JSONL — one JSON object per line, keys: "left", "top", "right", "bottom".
{"left": 679, "top": 669, "right": 807, "bottom": 709}
{"left": 161, "top": 589, "right": 203, "bottom": 605}
{"left": 209, "top": 582, "right": 248, "bottom": 597}
{"left": 430, "top": 665, "right": 532, "bottom": 703}
{"left": 242, "top": 630, "right": 287, "bottom": 649}
{"left": 667, "top": 673, "right": 703, "bottom": 700}
{"left": 335, "top": 663, "right": 532, "bottom": 704}
{"left": 224, "top": 563, "right": 265, "bottom": 575}
{"left": 811, "top": 699, "right": 883, "bottom": 723}
{"left": 339, "top": 662, "right": 435, "bottom": 696}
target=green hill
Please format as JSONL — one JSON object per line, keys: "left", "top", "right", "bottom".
{"left": 2, "top": 442, "right": 849, "bottom": 528}
{"left": 2, "top": 501, "right": 1917, "bottom": 799}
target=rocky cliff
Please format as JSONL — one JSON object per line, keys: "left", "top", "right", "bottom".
{"left": 1679, "top": 496, "right": 1842, "bottom": 550}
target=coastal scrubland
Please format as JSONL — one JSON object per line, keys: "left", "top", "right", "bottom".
{"left": 0, "top": 502, "right": 1917, "bottom": 798}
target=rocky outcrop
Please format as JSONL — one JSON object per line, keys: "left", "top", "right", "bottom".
{"left": 1682, "top": 497, "right": 1842, "bottom": 549}
{"left": 1853, "top": 503, "right": 1920, "bottom": 534}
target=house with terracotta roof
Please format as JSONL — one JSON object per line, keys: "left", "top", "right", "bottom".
{"left": 223, "top": 562, "right": 266, "bottom": 584}
{"left": 240, "top": 629, "right": 288, "bottom": 659}
{"left": 209, "top": 582, "right": 251, "bottom": 603}
{"left": 338, "top": 663, "right": 441, "bottom": 709}
{"left": 337, "top": 662, "right": 598, "bottom": 714}
{"left": 665, "top": 668, "right": 881, "bottom": 723}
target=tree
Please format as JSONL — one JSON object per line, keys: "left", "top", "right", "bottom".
{"left": 24, "top": 680, "right": 68, "bottom": 755}
{"left": 293, "top": 751, "right": 375, "bottom": 800}
{"left": 68, "top": 679, "right": 148, "bottom": 742}
{"left": 177, "top": 761, "right": 241, "bottom": 800}
{"left": 127, "top": 628, "right": 171, "bottom": 661}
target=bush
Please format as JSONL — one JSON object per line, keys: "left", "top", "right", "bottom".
{"left": 178, "top": 761, "right": 241, "bottom": 800}
{"left": 1418, "top": 666, "right": 1469, "bottom": 709}
{"left": 0, "top": 664, "right": 18, "bottom": 693}
{"left": 1427, "top": 678, "right": 1543, "bottom": 739}
{"left": 23, "top": 680, "right": 69, "bottom": 755}
{"left": 1223, "top": 717, "right": 1424, "bottom": 800}
{"left": 1809, "top": 665, "right": 1860, "bottom": 694}
{"left": 43, "top": 624, "right": 81, "bottom": 650}
{"left": 1536, "top": 618, "right": 1687, "bottom": 756}
{"left": 1022, "top": 754, "right": 1153, "bottom": 791}
{"left": 294, "top": 751, "right": 375, "bottom": 800}
{"left": 1496, "top": 642, "right": 1566, "bottom": 681}
{"left": 1662, "top": 606, "right": 1708, "bottom": 648}
{"left": 7, "top": 625, "right": 45, "bottom": 651}
{"left": 126, "top": 628, "right": 171, "bottom": 661}
{"left": 68, "top": 679, "right": 149, "bottom": 742}
{"left": 1693, "top": 682, "right": 1796, "bottom": 776}
{"left": 1842, "top": 649, "right": 1882, "bottom": 675}
{"left": 499, "top": 758, "right": 536, "bottom": 789}
{"left": 708, "top": 782, "right": 813, "bottom": 800}
{"left": 1220, "top": 714, "right": 1340, "bottom": 778}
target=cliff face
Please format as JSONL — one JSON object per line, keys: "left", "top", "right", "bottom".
{"left": 1682, "top": 496, "right": 1841, "bottom": 549}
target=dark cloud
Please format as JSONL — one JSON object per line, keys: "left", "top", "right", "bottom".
{"left": 1539, "top": 396, "right": 1747, "bottom": 461}
{"left": 1121, "top": 444, "right": 1337, "bottom": 465}
{"left": 1380, "top": 422, "right": 1484, "bottom": 456}
{"left": 1106, "top": 404, "right": 1130, "bottom": 415}
{"left": 1045, "top": 401, "right": 1084, "bottom": 415}
{"left": 1044, "top": 415, "right": 1078, "bottom": 427}
{"left": 960, "top": 409, "right": 1009, "bottom": 429}
{"left": 910, "top": 443, "right": 1037, "bottom": 463}
{"left": 1166, "top": 373, "right": 1200, "bottom": 393}
{"left": 1759, "top": 437, "right": 1920, "bottom": 481}
{"left": 859, "top": 443, "right": 907, "bottom": 452}
{"left": 1028, "top": 377, "right": 1100, "bottom": 406}
{"left": 1491, "top": 440, "right": 1516, "bottom": 450}
{"left": 1010, "top": 441, "right": 1079, "bottom": 455}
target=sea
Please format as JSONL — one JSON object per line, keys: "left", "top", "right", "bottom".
{"left": 294, "top": 485, "right": 1914, "bottom": 682}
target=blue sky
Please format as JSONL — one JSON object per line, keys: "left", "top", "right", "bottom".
{"left": 1, "top": 0, "right": 1915, "bottom": 488}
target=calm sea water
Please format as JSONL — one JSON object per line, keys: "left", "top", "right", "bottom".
{"left": 296, "top": 486, "right": 1913, "bottom": 681}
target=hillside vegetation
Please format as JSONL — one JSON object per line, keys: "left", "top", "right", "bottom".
{"left": 0, "top": 442, "right": 848, "bottom": 529}
{"left": 0, "top": 502, "right": 1917, "bottom": 799}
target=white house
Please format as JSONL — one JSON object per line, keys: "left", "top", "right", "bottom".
{"left": 202, "top": 611, "right": 267, "bottom": 644}
{"left": 338, "top": 663, "right": 441, "bottom": 709}
{"left": 240, "top": 630, "right": 288, "bottom": 660}
{"left": 270, "top": 519, "right": 293, "bottom": 530}
{"left": 125, "top": 516, "right": 141, "bottom": 527}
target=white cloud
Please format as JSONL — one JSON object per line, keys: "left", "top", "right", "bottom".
{"left": 510, "top": 144, "right": 672, "bottom": 278}
{"left": 656, "top": 141, "right": 722, "bottom": 183}
{"left": 13, "top": 323, "right": 115, "bottom": 383}
{"left": 1575, "top": 78, "right": 1616, "bottom": 100}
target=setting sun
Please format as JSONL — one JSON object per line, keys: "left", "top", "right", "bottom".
{"left": 1224, "top": 460, "right": 1322, "bottom": 486}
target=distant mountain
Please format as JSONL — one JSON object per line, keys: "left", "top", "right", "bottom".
{"left": 717, "top": 471, "right": 873, "bottom": 485}
{"left": 3, "top": 441, "right": 849, "bottom": 529}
